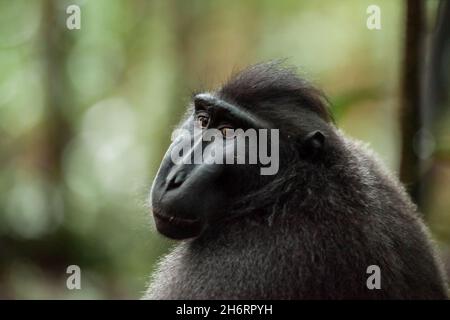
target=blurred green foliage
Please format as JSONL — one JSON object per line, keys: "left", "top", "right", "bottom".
{"left": 0, "top": 0, "right": 449, "bottom": 299}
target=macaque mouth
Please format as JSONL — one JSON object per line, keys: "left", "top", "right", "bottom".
{"left": 153, "top": 209, "right": 199, "bottom": 226}
{"left": 152, "top": 208, "right": 203, "bottom": 239}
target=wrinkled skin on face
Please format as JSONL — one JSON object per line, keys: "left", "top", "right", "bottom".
{"left": 150, "top": 94, "right": 275, "bottom": 239}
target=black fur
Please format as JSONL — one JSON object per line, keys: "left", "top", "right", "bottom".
{"left": 145, "top": 62, "right": 448, "bottom": 299}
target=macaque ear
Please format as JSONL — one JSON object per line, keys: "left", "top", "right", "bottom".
{"left": 298, "top": 130, "right": 325, "bottom": 159}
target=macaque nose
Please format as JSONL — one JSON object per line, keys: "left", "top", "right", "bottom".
{"left": 166, "top": 170, "right": 187, "bottom": 191}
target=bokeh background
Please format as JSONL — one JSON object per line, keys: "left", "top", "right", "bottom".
{"left": 0, "top": 0, "right": 449, "bottom": 299}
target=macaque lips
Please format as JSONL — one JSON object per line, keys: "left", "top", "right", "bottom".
{"left": 152, "top": 208, "right": 203, "bottom": 240}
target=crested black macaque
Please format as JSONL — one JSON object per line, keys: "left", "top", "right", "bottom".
{"left": 145, "top": 62, "right": 448, "bottom": 299}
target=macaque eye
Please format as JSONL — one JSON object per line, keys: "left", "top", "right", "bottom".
{"left": 195, "top": 113, "right": 210, "bottom": 128}
{"left": 219, "top": 126, "right": 235, "bottom": 139}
